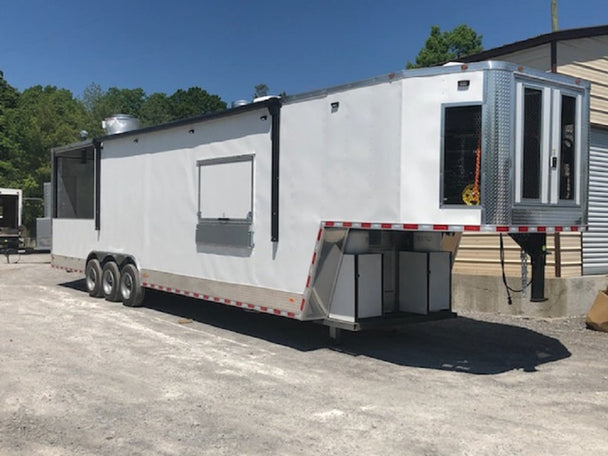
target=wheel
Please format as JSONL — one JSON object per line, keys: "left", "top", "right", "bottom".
{"left": 85, "top": 258, "right": 103, "bottom": 298}
{"left": 119, "top": 263, "right": 145, "bottom": 307}
{"left": 101, "top": 262, "right": 121, "bottom": 302}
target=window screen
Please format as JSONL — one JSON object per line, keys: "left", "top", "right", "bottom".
{"left": 442, "top": 105, "right": 482, "bottom": 206}
{"left": 55, "top": 148, "right": 95, "bottom": 219}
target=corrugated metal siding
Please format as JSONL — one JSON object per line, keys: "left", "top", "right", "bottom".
{"left": 583, "top": 128, "right": 608, "bottom": 274}
{"left": 454, "top": 232, "right": 581, "bottom": 278}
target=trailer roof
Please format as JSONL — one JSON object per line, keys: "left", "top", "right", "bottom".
{"left": 52, "top": 60, "right": 588, "bottom": 154}
{"left": 283, "top": 60, "right": 589, "bottom": 103}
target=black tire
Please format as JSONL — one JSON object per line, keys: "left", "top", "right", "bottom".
{"left": 85, "top": 258, "right": 103, "bottom": 298}
{"left": 119, "top": 263, "right": 145, "bottom": 307}
{"left": 101, "top": 261, "right": 121, "bottom": 302}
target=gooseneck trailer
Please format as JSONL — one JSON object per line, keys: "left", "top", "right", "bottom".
{"left": 51, "top": 62, "right": 590, "bottom": 336}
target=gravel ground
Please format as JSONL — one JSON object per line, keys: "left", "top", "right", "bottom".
{"left": 0, "top": 254, "right": 607, "bottom": 455}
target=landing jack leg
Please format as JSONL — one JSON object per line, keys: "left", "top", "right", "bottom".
{"left": 509, "top": 233, "right": 547, "bottom": 302}
{"left": 328, "top": 326, "right": 342, "bottom": 344}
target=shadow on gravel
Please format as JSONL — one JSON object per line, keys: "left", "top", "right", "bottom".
{"left": 60, "top": 281, "right": 571, "bottom": 375}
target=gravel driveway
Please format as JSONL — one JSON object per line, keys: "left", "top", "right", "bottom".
{"left": 1, "top": 254, "right": 607, "bottom": 455}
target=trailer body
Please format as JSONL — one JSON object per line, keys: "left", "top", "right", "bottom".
{"left": 0, "top": 188, "right": 22, "bottom": 253}
{"left": 51, "top": 61, "right": 590, "bottom": 330}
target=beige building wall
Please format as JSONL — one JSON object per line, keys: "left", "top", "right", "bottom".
{"left": 454, "top": 232, "right": 582, "bottom": 278}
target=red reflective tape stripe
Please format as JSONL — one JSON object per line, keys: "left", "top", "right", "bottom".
{"left": 158, "top": 285, "right": 164, "bottom": 290}
{"left": 214, "top": 297, "right": 220, "bottom": 302}
{"left": 166, "top": 287, "right": 173, "bottom": 292}
{"left": 287, "top": 312, "right": 295, "bottom": 318}
{"left": 273, "top": 309, "right": 281, "bottom": 315}
{"left": 306, "top": 276, "right": 311, "bottom": 288}
{"left": 193, "top": 293, "right": 200, "bottom": 298}
{"left": 555, "top": 226, "right": 563, "bottom": 232}
{"left": 518, "top": 226, "right": 529, "bottom": 232}
{"left": 175, "top": 289, "right": 181, "bottom": 293}
{"left": 236, "top": 301, "right": 243, "bottom": 306}
{"left": 261, "top": 306, "right": 268, "bottom": 311}
{"left": 325, "top": 221, "right": 335, "bottom": 227}
{"left": 300, "top": 299, "right": 306, "bottom": 311}
{"left": 343, "top": 222, "right": 353, "bottom": 227}
{"left": 433, "top": 224, "right": 449, "bottom": 231}
{"left": 464, "top": 225, "right": 480, "bottom": 231}
{"left": 142, "top": 282, "right": 148, "bottom": 286}
{"left": 570, "top": 226, "right": 579, "bottom": 232}
{"left": 361, "top": 222, "right": 371, "bottom": 228}
{"left": 537, "top": 226, "right": 546, "bottom": 232}
{"left": 381, "top": 223, "right": 392, "bottom": 229}
{"left": 224, "top": 299, "right": 231, "bottom": 304}
{"left": 496, "top": 226, "right": 509, "bottom": 232}
{"left": 203, "top": 295, "right": 210, "bottom": 299}
{"left": 247, "top": 304, "right": 255, "bottom": 309}
{"left": 311, "top": 252, "right": 317, "bottom": 265}
{"left": 403, "top": 224, "right": 418, "bottom": 230}
{"left": 317, "top": 229, "right": 322, "bottom": 241}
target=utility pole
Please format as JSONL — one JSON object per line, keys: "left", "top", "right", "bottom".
{"left": 551, "top": 0, "right": 558, "bottom": 32}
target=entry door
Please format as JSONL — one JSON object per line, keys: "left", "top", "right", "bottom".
{"left": 514, "top": 80, "right": 583, "bottom": 206}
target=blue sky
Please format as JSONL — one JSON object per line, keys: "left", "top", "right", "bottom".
{"left": 0, "top": 0, "right": 606, "bottom": 104}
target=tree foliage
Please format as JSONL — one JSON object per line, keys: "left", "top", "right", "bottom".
{"left": 0, "top": 72, "right": 228, "bottom": 199}
{"left": 407, "top": 24, "right": 483, "bottom": 69}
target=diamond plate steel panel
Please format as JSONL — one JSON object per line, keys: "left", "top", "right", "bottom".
{"left": 483, "top": 69, "right": 514, "bottom": 225}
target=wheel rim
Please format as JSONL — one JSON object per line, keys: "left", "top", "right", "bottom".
{"left": 102, "top": 271, "right": 114, "bottom": 295}
{"left": 121, "top": 273, "right": 133, "bottom": 300}
{"left": 86, "top": 268, "right": 97, "bottom": 291}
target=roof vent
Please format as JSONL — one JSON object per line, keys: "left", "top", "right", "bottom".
{"left": 231, "top": 100, "right": 250, "bottom": 108}
{"left": 102, "top": 114, "right": 140, "bottom": 135}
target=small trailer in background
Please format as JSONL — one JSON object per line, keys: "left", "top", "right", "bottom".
{"left": 51, "top": 61, "right": 590, "bottom": 337}
{"left": 0, "top": 188, "right": 22, "bottom": 260}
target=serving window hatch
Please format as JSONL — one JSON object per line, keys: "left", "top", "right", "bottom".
{"left": 196, "top": 154, "right": 254, "bottom": 248}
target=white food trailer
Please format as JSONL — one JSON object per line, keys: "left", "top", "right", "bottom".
{"left": 51, "top": 61, "right": 590, "bottom": 336}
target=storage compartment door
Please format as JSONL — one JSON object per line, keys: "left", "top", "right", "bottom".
{"left": 429, "top": 251, "right": 451, "bottom": 311}
{"left": 329, "top": 255, "right": 356, "bottom": 322}
{"left": 399, "top": 251, "right": 428, "bottom": 314}
{"left": 357, "top": 254, "right": 383, "bottom": 319}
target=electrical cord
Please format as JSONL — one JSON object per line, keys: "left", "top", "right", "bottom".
{"left": 499, "top": 234, "right": 533, "bottom": 305}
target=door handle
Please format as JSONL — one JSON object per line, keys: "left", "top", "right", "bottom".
{"left": 551, "top": 156, "right": 558, "bottom": 168}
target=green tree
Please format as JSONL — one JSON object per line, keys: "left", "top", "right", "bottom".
{"left": 139, "top": 92, "right": 173, "bottom": 127}
{"left": 168, "top": 87, "right": 226, "bottom": 120}
{"left": 4, "top": 85, "right": 86, "bottom": 195}
{"left": 0, "top": 71, "right": 21, "bottom": 188}
{"left": 407, "top": 24, "right": 483, "bottom": 69}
